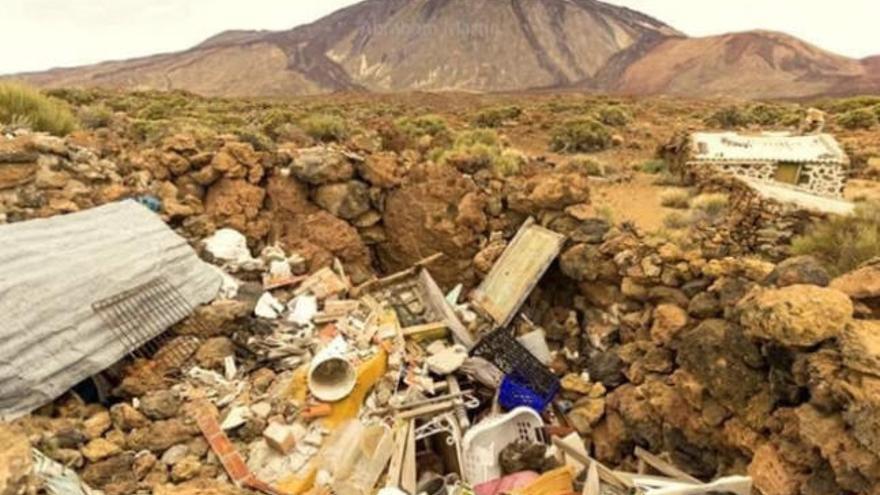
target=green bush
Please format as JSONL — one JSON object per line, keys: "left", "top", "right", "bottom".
{"left": 640, "top": 159, "right": 669, "bottom": 174}
{"left": 439, "top": 129, "right": 524, "bottom": 177}
{"left": 597, "top": 105, "right": 631, "bottom": 127}
{"left": 79, "top": 104, "right": 113, "bottom": 129}
{"left": 550, "top": 118, "right": 611, "bottom": 153}
{"left": 706, "top": 106, "right": 751, "bottom": 129}
{"left": 791, "top": 202, "right": 880, "bottom": 276}
{"left": 454, "top": 128, "right": 500, "bottom": 147}
{"left": 260, "top": 108, "right": 298, "bottom": 138}
{"left": 395, "top": 114, "right": 449, "bottom": 138}
{"left": 46, "top": 88, "right": 100, "bottom": 106}
{"left": 0, "top": 83, "right": 78, "bottom": 136}
{"left": 473, "top": 106, "right": 522, "bottom": 128}
{"left": 747, "top": 104, "right": 787, "bottom": 126}
{"left": 301, "top": 113, "right": 348, "bottom": 142}
{"left": 824, "top": 96, "right": 880, "bottom": 114}
{"left": 837, "top": 108, "right": 878, "bottom": 130}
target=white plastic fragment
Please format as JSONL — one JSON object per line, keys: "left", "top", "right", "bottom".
{"left": 517, "top": 329, "right": 552, "bottom": 365}
{"left": 426, "top": 344, "right": 468, "bottom": 375}
{"left": 287, "top": 295, "right": 318, "bottom": 326}
{"left": 221, "top": 406, "right": 249, "bottom": 430}
{"left": 32, "top": 449, "right": 101, "bottom": 495}
{"left": 224, "top": 356, "right": 237, "bottom": 381}
{"left": 204, "top": 228, "right": 263, "bottom": 271}
{"left": 255, "top": 292, "right": 285, "bottom": 319}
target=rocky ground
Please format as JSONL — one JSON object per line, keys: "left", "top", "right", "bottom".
{"left": 2, "top": 91, "right": 880, "bottom": 495}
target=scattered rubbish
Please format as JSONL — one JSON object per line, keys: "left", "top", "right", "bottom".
{"left": 2, "top": 207, "right": 764, "bottom": 495}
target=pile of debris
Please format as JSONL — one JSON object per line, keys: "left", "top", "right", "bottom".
{"left": 3, "top": 128, "right": 880, "bottom": 495}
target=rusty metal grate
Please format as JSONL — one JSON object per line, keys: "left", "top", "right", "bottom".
{"left": 92, "top": 277, "right": 195, "bottom": 362}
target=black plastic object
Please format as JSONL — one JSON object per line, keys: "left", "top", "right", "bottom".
{"left": 471, "top": 327, "right": 560, "bottom": 403}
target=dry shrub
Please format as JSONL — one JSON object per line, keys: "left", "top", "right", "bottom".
{"left": 567, "top": 156, "right": 606, "bottom": 177}
{"left": 660, "top": 189, "right": 692, "bottom": 209}
{"left": 663, "top": 211, "right": 694, "bottom": 229}
{"left": 792, "top": 201, "right": 880, "bottom": 276}
{"left": 79, "top": 104, "right": 114, "bottom": 129}
{"left": 690, "top": 193, "right": 729, "bottom": 218}
{"left": 640, "top": 159, "right": 669, "bottom": 175}
{"left": 0, "top": 82, "right": 78, "bottom": 136}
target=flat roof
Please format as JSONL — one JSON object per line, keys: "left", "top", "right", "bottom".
{"left": 690, "top": 132, "right": 848, "bottom": 165}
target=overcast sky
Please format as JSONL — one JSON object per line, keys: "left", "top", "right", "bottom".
{"left": 1, "top": 0, "right": 877, "bottom": 75}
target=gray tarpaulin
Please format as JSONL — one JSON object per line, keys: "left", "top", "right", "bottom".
{"left": 0, "top": 200, "right": 221, "bottom": 420}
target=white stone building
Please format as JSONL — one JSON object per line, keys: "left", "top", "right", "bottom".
{"left": 687, "top": 132, "right": 849, "bottom": 197}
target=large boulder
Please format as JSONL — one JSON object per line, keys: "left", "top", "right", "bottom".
{"left": 831, "top": 260, "right": 880, "bottom": 300}
{"left": 676, "top": 319, "right": 766, "bottom": 418}
{"left": 204, "top": 178, "right": 268, "bottom": 239}
{"left": 357, "top": 151, "right": 404, "bottom": 188}
{"left": 313, "top": 180, "right": 371, "bottom": 220}
{"left": 289, "top": 146, "right": 354, "bottom": 185}
{"left": 378, "top": 163, "right": 482, "bottom": 287}
{"left": 765, "top": 255, "right": 830, "bottom": 287}
{"left": 507, "top": 172, "right": 590, "bottom": 214}
{"left": 278, "top": 210, "right": 373, "bottom": 284}
{"left": 840, "top": 320, "right": 880, "bottom": 376}
{"left": 737, "top": 285, "right": 853, "bottom": 347}
{"left": 265, "top": 174, "right": 316, "bottom": 217}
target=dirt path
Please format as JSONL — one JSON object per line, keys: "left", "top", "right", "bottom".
{"left": 591, "top": 173, "right": 680, "bottom": 232}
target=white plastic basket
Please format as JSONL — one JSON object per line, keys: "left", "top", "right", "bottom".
{"left": 461, "top": 406, "right": 544, "bottom": 485}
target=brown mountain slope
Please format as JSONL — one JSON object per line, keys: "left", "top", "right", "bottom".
{"left": 10, "top": 0, "right": 678, "bottom": 96}
{"left": 613, "top": 31, "right": 877, "bottom": 99}
{"left": 7, "top": 1, "right": 880, "bottom": 99}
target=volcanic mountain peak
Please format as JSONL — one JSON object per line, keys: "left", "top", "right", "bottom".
{"left": 6, "top": 0, "right": 880, "bottom": 99}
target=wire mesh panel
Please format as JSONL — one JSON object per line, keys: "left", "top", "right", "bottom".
{"left": 92, "top": 277, "right": 195, "bottom": 361}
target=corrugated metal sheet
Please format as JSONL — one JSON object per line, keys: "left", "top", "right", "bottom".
{"left": 0, "top": 201, "right": 221, "bottom": 420}
{"left": 691, "top": 132, "right": 848, "bottom": 165}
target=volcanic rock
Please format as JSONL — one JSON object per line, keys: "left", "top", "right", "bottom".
{"left": 738, "top": 285, "right": 853, "bottom": 347}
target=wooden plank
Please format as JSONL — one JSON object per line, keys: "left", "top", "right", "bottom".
{"left": 471, "top": 218, "right": 565, "bottom": 328}
{"left": 634, "top": 447, "right": 702, "bottom": 484}
{"left": 418, "top": 269, "right": 475, "bottom": 348}
{"left": 551, "top": 437, "right": 634, "bottom": 490}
